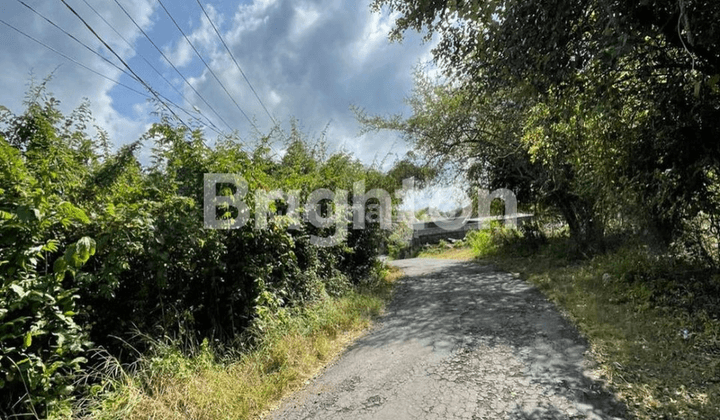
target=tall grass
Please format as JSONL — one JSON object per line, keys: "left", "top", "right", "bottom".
{"left": 77, "top": 267, "right": 400, "bottom": 420}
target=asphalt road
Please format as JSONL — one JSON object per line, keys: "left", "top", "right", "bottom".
{"left": 266, "top": 258, "right": 626, "bottom": 420}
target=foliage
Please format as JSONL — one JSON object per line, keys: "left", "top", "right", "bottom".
{"left": 385, "top": 216, "right": 414, "bottom": 259}
{"left": 0, "top": 83, "right": 399, "bottom": 416}
{"left": 0, "top": 83, "right": 96, "bottom": 418}
{"left": 79, "top": 265, "right": 398, "bottom": 420}
{"left": 464, "top": 222, "right": 523, "bottom": 257}
{"left": 365, "top": 0, "right": 720, "bottom": 253}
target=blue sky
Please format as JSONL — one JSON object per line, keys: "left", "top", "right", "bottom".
{"left": 1, "top": 0, "right": 436, "bottom": 166}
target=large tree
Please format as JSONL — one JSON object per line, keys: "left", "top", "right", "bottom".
{"left": 365, "top": 0, "right": 720, "bottom": 248}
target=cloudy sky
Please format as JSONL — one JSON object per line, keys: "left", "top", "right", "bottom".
{"left": 1, "top": 0, "right": 435, "bottom": 167}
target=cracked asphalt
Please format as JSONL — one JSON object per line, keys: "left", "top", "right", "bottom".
{"left": 266, "top": 258, "right": 627, "bottom": 420}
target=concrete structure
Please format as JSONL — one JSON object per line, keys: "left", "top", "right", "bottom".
{"left": 411, "top": 214, "right": 534, "bottom": 246}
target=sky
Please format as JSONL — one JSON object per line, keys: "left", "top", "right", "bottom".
{"left": 0, "top": 0, "right": 437, "bottom": 168}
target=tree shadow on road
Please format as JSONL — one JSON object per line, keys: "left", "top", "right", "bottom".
{"left": 348, "top": 258, "right": 628, "bottom": 419}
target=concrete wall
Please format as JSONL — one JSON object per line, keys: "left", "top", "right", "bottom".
{"left": 411, "top": 214, "right": 534, "bottom": 246}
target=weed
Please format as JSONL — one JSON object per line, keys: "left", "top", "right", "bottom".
{"left": 76, "top": 266, "right": 399, "bottom": 420}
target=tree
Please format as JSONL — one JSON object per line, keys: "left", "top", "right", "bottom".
{"left": 368, "top": 0, "right": 720, "bottom": 249}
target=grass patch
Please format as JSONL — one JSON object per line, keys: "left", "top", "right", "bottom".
{"left": 417, "top": 242, "right": 476, "bottom": 260}
{"left": 80, "top": 266, "right": 401, "bottom": 420}
{"left": 419, "top": 231, "right": 720, "bottom": 419}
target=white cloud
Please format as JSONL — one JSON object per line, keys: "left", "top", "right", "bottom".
{"left": 165, "top": 39, "right": 194, "bottom": 68}
{"left": 1, "top": 0, "right": 157, "bottom": 149}
{"left": 268, "top": 90, "right": 282, "bottom": 107}
{"left": 166, "top": 0, "right": 435, "bottom": 163}
{"left": 2, "top": 0, "right": 436, "bottom": 167}
{"left": 347, "top": 9, "right": 395, "bottom": 67}
{"left": 290, "top": 4, "right": 321, "bottom": 39}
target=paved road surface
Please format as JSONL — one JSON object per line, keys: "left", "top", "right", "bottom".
{"left": 267, "top": 258, "right": 626, "bottom": 420}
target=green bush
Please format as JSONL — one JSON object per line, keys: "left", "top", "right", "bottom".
{"left": 1, "top": 84, "right": 400, "bottom": 415}
{"left": 465, "top": 222, "right": 521, "bottom": 257}
{"left": 0, "top": 114, "right": 93, "bottom": 417}
{"left": 466, "top": 229, "right": 497, "bottom": 256}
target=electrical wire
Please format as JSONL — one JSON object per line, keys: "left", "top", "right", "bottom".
{"left": 0, "top": 16, "right": 220, "bottom": 136}
{"left": 17, "top": 0, "right": 136, "bottom": 84}
{"left": 195, "top": 0, "right": 277, "bottom": 126}
{"left": 0, "top": 18, "right": 149, "bottom": 99}
{"left": 78, "top": 0, "right": 220, "bottom": 133}
{"left": 112, "top": 0, "right": 235, "bottom": 133}
{"left": 157, "top": 0, "right": 258, "bottom": 132}
{"left": 58, "top": 0, "right": 191, "bottom": 130}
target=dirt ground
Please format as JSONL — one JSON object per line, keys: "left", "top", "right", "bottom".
{"left": 266, "top": 258, "right": 627, "bottom": 420}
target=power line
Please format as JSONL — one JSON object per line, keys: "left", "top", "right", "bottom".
{"left": 0, "top": 18, "right": 149, "bottom": 99}
{"left": 17, "top": 0, "right": 193, "bottom": 125}
{"left": 17, "top": 0, "right": 136, "bottom": 84}
{"left": 9, "top": 1, "right": 220, "bottom": 136}
{"left": 195, "top": 0, "right": 277, "bottom": 126}
{"left": 58, "top": 0, "right": 191, "bottom": 130}
{"left": 157, "top": 0, "right": 259, "bottom": 132}
{"left": 112, "top": 0, "right": 235, "bottom": 133}
{"left": 0, "top": 16, "right": 220, "bottom": 137}
{"left": 77, "top": 0, "right": 221, "bottom": 134}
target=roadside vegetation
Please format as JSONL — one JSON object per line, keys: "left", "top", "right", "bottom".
{"left": 0, "top": 80, "right": 403, "bottom": 418}
{"left": 5, "top": 0, "right": 720, "bottom": 418}
{"left": 80, "top": 264, "right": 400, "bottom": 420}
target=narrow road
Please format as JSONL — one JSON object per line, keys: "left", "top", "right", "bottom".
{"left": 267, "top": 258, "right": 626, "bottom": 420}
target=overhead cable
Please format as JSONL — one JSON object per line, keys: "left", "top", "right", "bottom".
{"left": 157, "top": 0, "right": 258, "bottom": 132}
{"left": 17, "top": 0, "right": 136, "bottom": 83}
{"left": 58, "top": 0, "right": 191, "bottom": 130}
{"left": 0, "top": 18, "right": 149, "bottom": 99}
{"left": 78, "top": 0, "right": 220, "bottom": 133}
{"left": 112, "top": 0, "right": 234, "bottom": 133}
{"left": 195, "top": 0, "right": 277, "bottom": 126}
{"left": 1, "top": 16, "right": 220, "bottom": 136}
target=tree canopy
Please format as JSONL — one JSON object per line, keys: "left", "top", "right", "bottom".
{"left": 363, "top": 0, "right": 720, "bottom": 250}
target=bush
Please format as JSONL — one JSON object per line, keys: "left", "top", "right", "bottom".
{"left": 0, "top": 136, "right": 92, "bottom": 417}
{"left": 1, "top": 84, "right": 400, "bottom": 415}
{"left": 466, "top": 229, "right": 497, "bottom": 256}
{"left": 465, "top": 222, "right": 521, "bottom": 257}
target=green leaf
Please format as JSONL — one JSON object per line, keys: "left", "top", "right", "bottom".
{"left": 16, "top": 205, "right": 37, "bottom": 222}
{"left": 23, "top": 332, "right": 32, "bottom": 348}
{"left": 42, "top": 240, "right": 59, "bottom": 253}
{"left": 53, "top": 257, "right": 67, "bottom": 274}
{"left": 75, "top": 237, "right": 96, "bottom": 263}
{"left": 9, "top": 284, "right": 26, "bottom": 298}
{"left": 70, "top": 356, "right": 87, "bottom": 366}
{"left": 59, "top": 202, "right": 90, "bottom": 224}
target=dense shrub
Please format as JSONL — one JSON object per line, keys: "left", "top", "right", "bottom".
{"left": 465, "top": 222, "right": 522, "bottom": 257}
{"left": 1, "top": 89, "right": 95, "bottom": 417}
{"left": 0, "top": 85, "right": 397, "bottom": 416}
